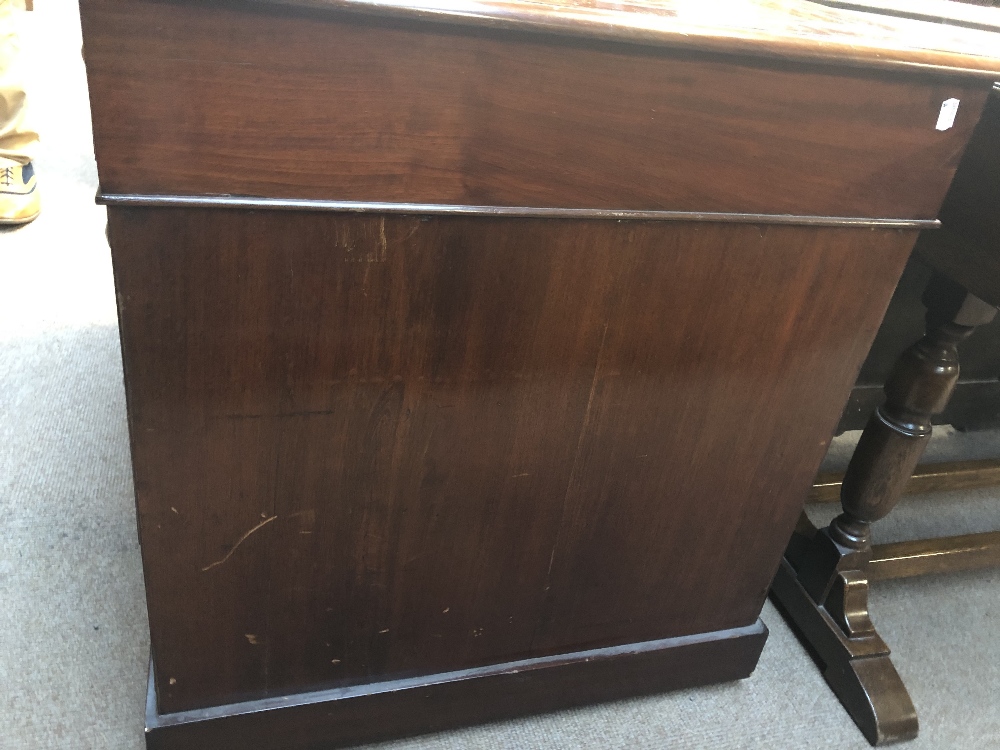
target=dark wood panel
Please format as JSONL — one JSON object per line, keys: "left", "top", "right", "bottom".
{"left": 109, "top": 207, "right": 915, "bottom": 713}
{"left": 529, "top": 223, "right": 917, "bottom": 652}
{"left": 927, "top": 87, "right": 1000, "bottom": 307}
{"left": 80, "top": 0, "right": 987, "bottom": 219}
{"left": 145, "top": 621, "right": 767, "bottom": 750}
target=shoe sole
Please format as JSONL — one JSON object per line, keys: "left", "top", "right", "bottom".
{"left": 0, "top": 211, "right": 40, "bottom": 225}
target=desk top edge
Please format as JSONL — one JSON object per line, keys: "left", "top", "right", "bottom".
{"left": 243, "top": 0, "right": 1000, "bottom": 77}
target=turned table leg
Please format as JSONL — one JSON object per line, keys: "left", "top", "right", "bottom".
{"left": 771, "top": 273, "right": 997, "bottom": 746}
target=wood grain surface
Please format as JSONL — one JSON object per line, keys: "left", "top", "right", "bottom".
{"left": 228, "top": 0, "right": 1000, "bottom": 77}
{"left": 108, "top": 207, "right": 916, "bottom": 713}
{"left": 144, "top": 622, "right": 767, "bottom": 749}
{"left": 80, "top": 0, "right": 989, "bottom": 218}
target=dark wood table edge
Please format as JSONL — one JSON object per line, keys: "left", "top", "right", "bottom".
{"left": 240, "top": 0, "right": 1000, "bottom": 80}
{"left": 810, "top": 0, "right": 1000, "bottom": 34}
{"left": 144, "top": 620, "right": 767, "bottom": 750}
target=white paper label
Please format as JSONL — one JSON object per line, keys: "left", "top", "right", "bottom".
{"left": 936, "top": 98, "right": 960, "bottom": 131}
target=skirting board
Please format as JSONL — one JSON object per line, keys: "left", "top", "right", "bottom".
{"left": 145, "top": 619, "right": 768, "bottom": 750}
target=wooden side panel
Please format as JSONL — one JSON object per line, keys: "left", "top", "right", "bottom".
{"left": 109, "top": 208, "right": 915, "bottom": 713}
{"left": 80, "top": 0, "right": 987, "bottom": 219}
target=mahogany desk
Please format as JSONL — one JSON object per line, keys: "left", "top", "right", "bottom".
{"left": 78, "top": 1, "right": 1000, "bottom": 747}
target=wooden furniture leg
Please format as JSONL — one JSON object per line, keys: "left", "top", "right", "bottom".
{"left": 771, "top": 273, "right": 998, "bottom": 746}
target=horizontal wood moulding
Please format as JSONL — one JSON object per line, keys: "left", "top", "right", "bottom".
{"left": 95, "top": 194, "right": 942, "bottom": 227}
{"left": 144, "top": 621, "right": 767, "bottom": 750}
{"left": 81, "top": 0, "right": 989, "bottom": 219}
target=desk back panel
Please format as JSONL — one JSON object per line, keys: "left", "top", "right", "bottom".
{"left": 109, "top": 207, "right": 914, "bottom": 713}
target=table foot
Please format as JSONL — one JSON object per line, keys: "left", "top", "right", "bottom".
{"left": 771, "top": 551, "right": 917, "bottom": 746}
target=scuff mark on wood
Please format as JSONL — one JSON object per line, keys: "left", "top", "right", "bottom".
{"left": 201, "top": 515, "right": 278, "bottom": 572}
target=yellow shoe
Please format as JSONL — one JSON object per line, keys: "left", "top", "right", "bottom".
{"left": 0, "top": 159, "right": 40, "bottom": 225}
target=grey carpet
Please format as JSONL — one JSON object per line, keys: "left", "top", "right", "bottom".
{"left": 2, "top": 1, "right": 1000, "bottom": 748}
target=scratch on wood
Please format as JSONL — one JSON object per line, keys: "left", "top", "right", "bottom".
{"left": 397, "top": 222, "right": 420, "bottom": 244}
{"left": 544, "top": 546, "right": 557, "bottom": 587}
{"left": 201, "top": 515, "right": 278, "bottom": 572}
{"left": 535, "top": 322, "right": 610, "bottom": 608}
